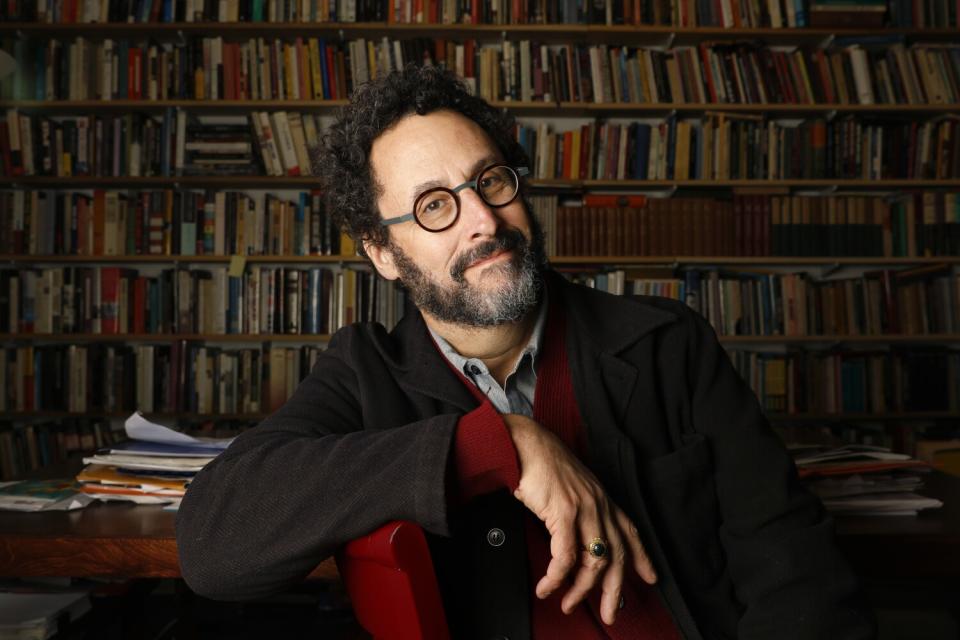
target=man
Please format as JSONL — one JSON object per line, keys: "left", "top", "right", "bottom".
{"left": 176, "top": 65, "right": 875, "bottom": 639}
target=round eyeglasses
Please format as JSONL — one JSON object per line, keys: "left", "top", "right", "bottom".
{"left": 380, "top": 163, "right": 530, "bottom": 233}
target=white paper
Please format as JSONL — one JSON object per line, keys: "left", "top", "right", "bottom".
{"left": 124, "top": 412, "right": 234, "bottom": 449}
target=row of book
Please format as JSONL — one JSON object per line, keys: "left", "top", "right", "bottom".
{"left": 536, "top": 192, "right": 960, "bottom": 258}
{"left": 2, "top": 342, "right": 954, "bottom": 419}
{"left": 563, "top": 263, "right": 959, "bottom": 337}
{"left": 6, "top": 36, "right": 959, "bottom": 108}
{"left": 517, "top": 114, "right": 960, "bottom": 181}
{"left": 0, "top": 343, "right": 322, "bottom": 415}
{"left": 477, "top": 40, "right": 960, "bottom": 107}
{"left": 0, "top": 265, "right": 405, "bottom": 336}
{"left": 1, "top": 0, "right": 957, "bottom": 28}
{"left": 0, "top": 110, "right": 330, "bottom": 179}
{"left": 0, "top": 189, "right": 349, "bottom": 257}
{"left": 728, "top": 348, "right": 958, "bottom": 414}
{"left": 5, "top": 109, "right": 959, "bottom": 181}
{"left": 3, "top": 189, "right": 959, "bottom": 258}
{"left": 0, "top": 419, "right": 125, "bottom": 481}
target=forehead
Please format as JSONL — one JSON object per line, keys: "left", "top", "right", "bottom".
{"left": 370, "top": 110, "right": 502, "bottom": 201}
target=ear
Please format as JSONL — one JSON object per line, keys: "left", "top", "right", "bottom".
{"left": 364, "top": 240, "right": 399, "bottom": 281}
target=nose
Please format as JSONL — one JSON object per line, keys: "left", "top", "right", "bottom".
{"left": 458, "top": 186, "right": 501, "bottom": 239}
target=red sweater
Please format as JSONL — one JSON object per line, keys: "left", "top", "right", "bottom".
{"left": 443, "top": 300, "right": 681, "bottom": 639}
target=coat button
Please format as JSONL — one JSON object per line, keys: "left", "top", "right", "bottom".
{"left": 486, "top": 528, "right": 505, "bottom": 547}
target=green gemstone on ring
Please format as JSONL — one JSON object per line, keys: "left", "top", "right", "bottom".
{"left": 588, "top": 540, "right": 607, "bottom": 558}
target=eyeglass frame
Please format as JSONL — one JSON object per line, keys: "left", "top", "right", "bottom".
{"left": 379, "top": 163, "right": 530, "bottom": 233}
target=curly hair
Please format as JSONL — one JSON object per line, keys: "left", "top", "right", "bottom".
{"left": 318, "top": 64, "right": 529, "bottom": 256}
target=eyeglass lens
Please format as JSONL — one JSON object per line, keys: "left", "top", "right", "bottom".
{"left": 414, "top": 165, "right": 520, "bottom": 231}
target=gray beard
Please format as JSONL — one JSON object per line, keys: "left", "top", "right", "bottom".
{"left": 388, "top": 221, "right": 547, "bottom": 327}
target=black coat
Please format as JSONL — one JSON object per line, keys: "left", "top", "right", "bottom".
{"left": 176, "top": 271, "right": 876, "bottom": 639}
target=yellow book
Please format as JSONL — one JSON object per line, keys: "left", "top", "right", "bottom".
{"left": 340, "top": 230, "right": 356, "bottom": 257}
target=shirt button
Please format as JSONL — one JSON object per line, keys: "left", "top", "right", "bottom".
{"left": 486, "top": 528, "right": 505, "bottom": 547}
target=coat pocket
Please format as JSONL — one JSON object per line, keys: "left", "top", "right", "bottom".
{"left": 639, "top": 433, "right": 726, "bottom": 588}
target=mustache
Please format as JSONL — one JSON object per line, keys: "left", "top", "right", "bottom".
{"left": 450, "top": 228, "right": 526, "bottom": 282}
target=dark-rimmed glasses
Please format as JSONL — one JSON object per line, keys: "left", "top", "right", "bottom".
{"left": 380, "top": 163, "right": 529, "bottom": 233}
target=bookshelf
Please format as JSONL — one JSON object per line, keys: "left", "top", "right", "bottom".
{"left": 2, "top": 0, "right": 959, "bottom": 479}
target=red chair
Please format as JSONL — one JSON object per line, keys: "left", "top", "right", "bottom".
{"left": 336, "top": 521, "right": 450, "bottom": 640}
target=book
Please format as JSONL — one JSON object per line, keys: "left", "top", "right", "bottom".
{"left": 0, "top": 480, "right": 94, "bottom": 512}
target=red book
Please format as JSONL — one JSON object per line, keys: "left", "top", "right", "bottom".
{"left": 582, "top": 194, "right": 647, "bottom": 207}
{"left": 698, "top": 45, "right": 718, "bottom": 103}
{"left": 561, "top": 131, "right": 573, "bottom": 179}
{"left": 326, "top": 46, "right": 338, "bottom": 99}
{"left": 464, "top": 39, "right": 475, "bottom": 78}
{"left": 132, "top": 276, "right": 147, "bottom": 333}
{"left": 149, "top": 0, "right": 163, "bottom": 22}
{"left": 100, "top": 267, "right": 121, "bottom": 334}
{"left": 0, "top": 121, "right": 12, "bottom": 176}
{"left": 429, "top": 0, "right": 438, "bottom": 23}
{"left": 223, "top": 43, "right": 236, "bottom": 100}
{"left": 128, "top": 48, "right": 143, "bottom": 99}
{"left": 92, "top": 190, "right": 106, "bottom": 255}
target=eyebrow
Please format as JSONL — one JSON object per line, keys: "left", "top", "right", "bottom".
{"left": 407, "top": 155, "right": 502, "bottom": 206}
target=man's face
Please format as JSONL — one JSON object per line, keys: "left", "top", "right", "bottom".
{"left": 366, "top": 109, "right": 546, "bottom": 327}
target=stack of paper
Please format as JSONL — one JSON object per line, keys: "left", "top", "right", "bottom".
{"left": 0, "top": 480, "right": 95, "bottom": 513}
{"left": 790, "top": 444, "right": 942, "bottom": 516}
{"left": 76, "top": 413, "right": 233, "bottom": 509}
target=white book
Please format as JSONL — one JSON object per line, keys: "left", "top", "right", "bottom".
{"left": 287, "top": 112, "right": 313, "bottom": 177}
{"left": 848, "top": 46, "right": 875, "bottom": 105}
{"left": 270, "top": 111, "right": 301, "bottom": 176}
{"left": 257, "top": 111, "right": 285, "bottom": 176}
{"left": 519, "top": 40, "right": 531, "bottom": 102}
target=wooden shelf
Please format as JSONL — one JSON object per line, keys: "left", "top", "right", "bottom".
{"left": 4, "top": 332, "right": 958, "bottom": 344}
{"left": 0, "top": 333, "right": 332, "bottom": 342}
{"left": 3, "top": 99, "right": 958, "bottom": 115}
{"left": 3, "top": 22, "right": 958, "bottom": 43}
{"left": 4, "top": 176, "right": 960, "bottom": 188}
{"left": 3, "top": 254, "right": 958, "bottom": 265}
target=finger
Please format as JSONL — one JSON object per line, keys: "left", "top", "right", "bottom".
{"left": 537, "top": 515, "right": 579, "bottom": 599}
{"left": 615, "top": 508, "right": 657, "bottom": 584}
{"left": 560, "top": 503, "right": 612, "bottom": 614}
{"left": 597, "top": 530, "right": 626, "bottom": 625}
{"left": 560, "top": 545, "right": 609, "bottom": 615}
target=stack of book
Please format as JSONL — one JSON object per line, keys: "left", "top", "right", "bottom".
{"left": 75, "top": 412, "right": 232, "bottom": 509}
{"left": 791, "top": 444, "right": 943, "bottom": 516}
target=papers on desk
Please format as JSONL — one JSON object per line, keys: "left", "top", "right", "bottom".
{"left": 790, "top": 445, "right": 943, "bottom": 517}
{"left": 74, "top": 412, "right": 234, "bottom": 509}
{"left": 0, "top": 480, "right": 95, "bottom": 513}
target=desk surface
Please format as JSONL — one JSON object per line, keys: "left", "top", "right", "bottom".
{"left": 1, "top": 473, "right": 957, "bottom": 580}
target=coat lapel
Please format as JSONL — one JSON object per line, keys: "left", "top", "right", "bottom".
{"left": 384, "top": 307, "right": 481, "bottom": 414}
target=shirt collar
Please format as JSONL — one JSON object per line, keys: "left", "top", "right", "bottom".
{"left": 427, "top": 290, "right": 548, "bottom": 378}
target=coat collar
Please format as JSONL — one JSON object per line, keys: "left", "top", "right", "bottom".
{"left": 377, "top": 269, "right": 678, "bottom": 410}
{"left": 544, "top": 270, "right": 678, "bottom": 355}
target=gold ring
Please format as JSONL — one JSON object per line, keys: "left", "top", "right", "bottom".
{"left": 584, "top": 537, "right": 609, "bottom": 559}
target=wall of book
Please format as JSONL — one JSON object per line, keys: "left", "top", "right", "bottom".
{"left": 0, "top": 0, "right": 957, "bottom": 28}
{"left": 2, "top": 3, "right": 960, "bottom": 481}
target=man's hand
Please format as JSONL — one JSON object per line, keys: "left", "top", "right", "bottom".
{"left": 502, "top": 413, "right": 657, "bottom": 626}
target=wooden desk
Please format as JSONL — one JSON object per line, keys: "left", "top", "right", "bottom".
{"left": 0, "top": 502, "right": 338, "bottom": 579}
{"left": 834, "top": 470, "right": 960, "bottom": 580}
{"left": 1, "top": 473, "right": 957, "bottom": 580}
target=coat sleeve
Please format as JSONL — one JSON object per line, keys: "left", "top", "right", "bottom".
{"left": 175, "top": 328, "right": 459, "bottom": 601}
{"left": 681, "top": 306, "right": 876, "bottom": 639}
